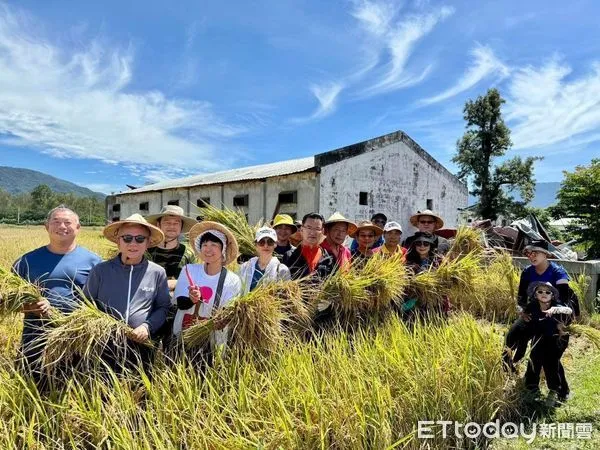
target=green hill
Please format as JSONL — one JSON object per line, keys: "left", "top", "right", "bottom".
{"left": 0, "top": 166, "right": 105, "bottom": 199}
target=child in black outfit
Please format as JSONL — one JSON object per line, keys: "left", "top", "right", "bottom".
{"left": 523, "top": 281, "right": 573, "bottom": 406}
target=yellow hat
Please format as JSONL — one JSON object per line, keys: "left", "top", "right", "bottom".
{"left": 272, "top": 214, "right": 298, "bottom": 231}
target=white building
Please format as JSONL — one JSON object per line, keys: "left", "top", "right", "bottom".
{"left": 106, "top": 130, "right": 468, "bottom": 233}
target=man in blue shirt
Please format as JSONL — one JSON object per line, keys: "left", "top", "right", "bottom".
{"left": 12, "top": 205, "right": 102, "bottom": 385}
{"left": 502, "top": 239, "right": 578, "bottom": 401}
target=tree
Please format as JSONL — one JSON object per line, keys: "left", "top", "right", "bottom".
{"left": 550, "top": 159, "right": 600, "bottom": 259}
{"left": 29, "top": 184, "right": 56, "bottom": 219}
{"left": 453, "top": 88, "right": 541, "bottom": 221}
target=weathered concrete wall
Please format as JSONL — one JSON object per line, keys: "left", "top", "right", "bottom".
{"left": 189, "top": 185, "right": 224, "bottom": 217}
{"left": 109, "top": 171, "right": 318, "bottom": 225}
{"left": 318, "top": 137, "right": 468, "bottom": 233}
{"left": 108, "top": 191, "right": 162, "bottom": 220}
{"left": 265, "top": 172, "right": 317, "bottom": 222}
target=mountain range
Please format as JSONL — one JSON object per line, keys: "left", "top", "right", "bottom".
{"left": 0, "top": 166, "right": 105, "bottom": 199}
{"left": 468, "top": 182, "right": 561, "bottom": 208}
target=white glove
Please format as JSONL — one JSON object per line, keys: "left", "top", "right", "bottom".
{"left": 545, "top": 306, "right": 572, "bottom": 316}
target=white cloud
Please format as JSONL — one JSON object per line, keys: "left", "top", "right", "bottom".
{"left": 290, "top": 82, "right": 344, "bottom": 124}
{"left": 506, "top": 57, "right": 600, "bottom": 150}
{"left": 357, "top": 5, "right": 454, "bottom": 98}
{"left": 351, "top": 0, "right": 399, "bottom": 37}
{"left": 0, "top": 5, "right": 243, "bottom": 181}
{"left": 419, "top": 44, "right": 510, "bottom": 105}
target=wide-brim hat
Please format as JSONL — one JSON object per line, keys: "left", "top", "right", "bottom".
{"left": 411, "top": 232, "right": 436, "bottom": 245}
{"left": 188, "top": 221, "right": 239, "bottom": 265}
{"left": 350, "top": 220, "right": 384, "bottom": 238}
{"left": 409, "top": 209, "right": 444, "bottom": 230}
{"left": 146, "top": 205, "right": 197, "bottom": 233}
{"left": 324, "top": 212, "right": 358, "bottom": 236}
{"left": 272, "top": 214, "right": 298, "bottom": 232}
{"left": 103, "top": 214, "right": 165, "bottom": 247}
{"left": 527, "top": 281, "right": 559, "bottom": 300}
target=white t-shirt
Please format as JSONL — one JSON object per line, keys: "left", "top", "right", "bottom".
{"left": 172, "top": 264, "right": 242, "bottom": 346}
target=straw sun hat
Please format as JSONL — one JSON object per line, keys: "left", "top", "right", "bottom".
{"left": 350, "top": 220, "right": 384, "bottom": 238}
{"left": 188, "top": 221, "right": 239, "bottom": 265}
{"left": 324, "top": 212, "right": 358, "bottom": 236}
{"left": 145, "top": 205, "right": 197, "bottom": 233}
{"left": 103, "top": 214, "right": 165, "bottom": 248}
{"left": 409, "top": 209, "right": 444, "bottom": 230}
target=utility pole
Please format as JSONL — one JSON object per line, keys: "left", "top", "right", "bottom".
{"left": 17, "top": 206, "right": 20, "bottom": 224}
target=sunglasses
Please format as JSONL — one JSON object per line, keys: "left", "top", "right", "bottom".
{"left": 257, "top": 239, "right": 276, "bottom": 246}
{"left": 419, "top": 220, "right": 435, "bottom": 224}
{"left": 415, "top": 241, "right": 431, "bottom": 247}
{"left": 119, "top": 234, "right": 148, "bottom": 244}
{"left": 536, "top": 290, "right": 552, "bottom": 295}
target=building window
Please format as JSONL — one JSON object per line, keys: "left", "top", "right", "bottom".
{"left": 426, "top": 199, "right": 433, "bottom": 210}
{"left": 139, "top": 202, "right": 149, "bottom": 212}
{"left": 197, "top": 197, "right": 210, "bottom": 207}
{"left": 167, "top": 200, "right": 179, "bottom": 206}
{"left": 289, "top": 213, "right": 297, "bottom": 220}
{"left": 112, "top": 204, "right": 121, "bottom": 212}
{"left": 112, "top": 216, "right": 120, "bottom": 222}
{"left": 359, "top": 192, "right": 368, "bottom": 206}
{"left": 278, "top": 191, "right": 297, "bottom": 204}
{"left": 233, "top": 195, "right": 249, "bottom": 207}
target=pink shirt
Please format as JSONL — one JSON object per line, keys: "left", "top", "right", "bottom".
{"left": 321, "top": 239, "right": 351, "bottom": 269}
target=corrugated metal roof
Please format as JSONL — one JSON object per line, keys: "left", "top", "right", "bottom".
{"left": 122, "top": 156, "right": 315, "bottom": 195}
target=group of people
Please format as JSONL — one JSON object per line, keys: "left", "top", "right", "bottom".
{"left": 12, "top": 204, "right": 579, "bottom": 405}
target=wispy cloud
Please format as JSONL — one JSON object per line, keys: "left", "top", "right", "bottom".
{"left": 356, "top": 5, "right": 454, "bottom": 98}
{"left": 419, "top": 44, "right": 510, "bottom": 106}
{"left": 506, "top": 57, "right": 600, "bottom": 150}
{"left": 0, "top": 5, "right": 243, "bottom": 182}
{"left": 350, "top": 0, "right": 399, "bottom": 38}
{"left": 290, "top": 82, "right": 344, "bottom": 124}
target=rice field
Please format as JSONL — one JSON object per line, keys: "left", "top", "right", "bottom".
{"left": 1, "top": 224, "right": 599, "bottom": 449}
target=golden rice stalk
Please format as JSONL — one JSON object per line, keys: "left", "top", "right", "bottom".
{"left": 409, "top": 267, "right": 446, "bottom": 310}
{"left": 184, "top": 282, "right": 286, "bottom": 354}
{"left": 567, "top": 324, "right": 600, "bottom": 349}
{"left": 269, "top": 279, "right": 314, "bottom": 333}
{"left": 318, "top": 265, "right": 372, "bottom": 321}
{"left": 196, "top": 204, "right": 261, "bottom": 258}
{"left": 0, "top": 265, "right": 45, "bottom": 318}
{"left": 569, "top": 273, "right": 590, "bottom": 310}
{"left": 42, "top": 298, "right": 151, "bottom": 369}
{"left": 360, "top": 253, "right": 408, "bottom": 311}
{"left": 446, "top": 227, "right": 486, "bottom": 260}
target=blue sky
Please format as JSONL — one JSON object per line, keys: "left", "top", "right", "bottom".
{"left": 0, "top": 0, "right": 598, "bottom": 194}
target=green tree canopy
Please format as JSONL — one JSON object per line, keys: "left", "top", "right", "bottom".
{"left": 550, "top": 159, "right": 600, "bottom": 259}
{"left": 453, "top": 88, "right": 541, "bottom": 221}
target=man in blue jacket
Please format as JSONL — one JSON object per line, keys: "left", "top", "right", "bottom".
{"left": 85, "top": 214, "right": 170, "bottom": 375}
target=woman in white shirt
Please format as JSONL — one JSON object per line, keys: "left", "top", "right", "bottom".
{"left": 238, "top": 227, "right": 291, "bottom": 294}
{"left": 172, "top": 221, "right": 242, "bottom": 356}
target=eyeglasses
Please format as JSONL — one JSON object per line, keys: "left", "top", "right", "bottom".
{"left": 536, "top": 290, "right": 552, "bottom": 295}
{"left": 303, "top": 226, "right": 322, "bottom": 233}
{"left": 119, "top": 234, "right": 148, "bottom": 244}
{"left": 525, "top": 251, "right": 539, "bottom": 257}
{"left": 415, "top": 241, "right": 431, "bottom": 247}
{"left": 358, "top": 233, "right": 375, "bottom": 239}
{"left": 419, "top": 220, "right": 435, "bottom": 224}
{"left": 257, "top": 239, "right": 276, "bottom": 247}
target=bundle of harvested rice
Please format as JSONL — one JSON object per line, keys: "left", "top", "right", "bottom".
{"left": 195, "top": 204, "right": 260, "bottom": 258}
{"left": 0, "top": 266, "right": 46, "bottom": 318}
{"left": 318, "top": 266, "right": 372, "bottom": 321}
{"left": 449, "top": 251, "right": 519, "bottom": 321}
{"left": 183, "top": 282, "right": 286, "bottom": 354}
{"left": 361, "top": 253, "right": 408, "bottom": 312}
{"left": 42, "top": 298, "right": 151, "bottom": 369}
{"left": 408, "top": 267, "right": 446, "bottom": 310}
{"left": 269, "top": 279, "right": 314, "bottom": 333}
{"left": 446, "top": 226, "right": 485, "bottom": 260}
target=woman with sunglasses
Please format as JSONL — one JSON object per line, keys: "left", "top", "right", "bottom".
{"left": 405, "top": 232, "right": 440, "bottom": 274}
{"left": 239, "top": 227, "right": 291, "bottom": 294}
{"left": 84, "top": 214, "right": 171, "bottom": 375}
{"left": 522, "top": 281, "right": 573, "bottom": 406}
